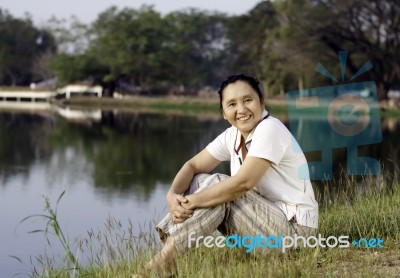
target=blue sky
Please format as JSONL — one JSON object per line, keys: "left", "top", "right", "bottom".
{"left": 1, "top": 0, "right": 262, "bottom": 26}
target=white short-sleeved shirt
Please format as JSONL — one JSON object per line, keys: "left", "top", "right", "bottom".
{"left": 206, "top": 110, "right": 318, "bottom": 228}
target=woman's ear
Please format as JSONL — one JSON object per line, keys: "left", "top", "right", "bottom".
{"left": 222, "top": 110, "right": 227, "bottom": 120}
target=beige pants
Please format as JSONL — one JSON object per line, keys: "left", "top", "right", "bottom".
{"left": 156, "top": 173, "right": 316, "bottom": 253}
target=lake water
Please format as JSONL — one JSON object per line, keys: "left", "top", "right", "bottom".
{"left": 0, "top": 106, "right": 399, "bottom": 277}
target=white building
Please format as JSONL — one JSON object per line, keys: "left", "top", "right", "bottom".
{"left": 56, "top": 85, "right": 103, "bottom": 99}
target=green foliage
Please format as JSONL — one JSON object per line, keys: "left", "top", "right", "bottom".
{"left": 84, "top": 6, "right": 229, "bottom": 91}
{"left": 264, "top": 0, "right": 400, "bottom": 99}
{"left": 0, "top": 9, "right": 56, "bottom": 85}
{"left": 226, "top": 1, "right": 278, "bottom": 78}
{"left": 50, "top": 53, "right": 107, "bottom": 86}
{"left": 89, "top": 6, "right": 168, "bottom": 85}
{"left": 163, "top": 9, "right": 228, "bottom": 87}
{"left": 1, "top": 1, "right": 399, "bottom": 97}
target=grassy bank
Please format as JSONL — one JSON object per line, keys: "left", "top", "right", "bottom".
{"left": 54, "top": 96, "right": 221, "bottom": 113}
{"left": 28, "top": 176, "right": 400, "bottom": 277}
{"left": 53, "top": 96, "right": 294, "bottom": 117}
{"left": 55, "top": 96, "right": 400, "bottom": 118}
{"left": 380, "top": 108, "right": 400, "bottom": 118}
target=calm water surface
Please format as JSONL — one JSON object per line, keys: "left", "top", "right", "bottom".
{"left": 0, "top": 107, "right": 398, "bottom": 277}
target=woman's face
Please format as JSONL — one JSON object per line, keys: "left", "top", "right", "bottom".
{"left": 221, "top": 80, "right": 264, "bottom": 139}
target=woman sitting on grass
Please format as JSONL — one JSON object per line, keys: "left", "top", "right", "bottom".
{"left": 135, "top": 74, "right": 318, "bottom": 277}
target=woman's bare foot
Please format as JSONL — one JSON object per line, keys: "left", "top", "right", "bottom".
{"left": 132, "top": 237, "right": 178, "bottom": 278}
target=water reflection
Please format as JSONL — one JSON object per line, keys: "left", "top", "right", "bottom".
{"left": 54, "top": 106, "right": 102, "bottom": 122}
{"left": 0, "top": 108, "right": 398, "bottom": 195}
{"left": 0, "top": 112, "right": 53, "bottom": 185}
{"left": 86, "top": 111, "right": 230, "bottom": 200}
{"left": 0, "top": 109, "right": 231, "bottom": 200}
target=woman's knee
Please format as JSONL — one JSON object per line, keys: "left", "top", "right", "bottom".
{"left": 186, "top": 173, "right": 229, "bottom": 195}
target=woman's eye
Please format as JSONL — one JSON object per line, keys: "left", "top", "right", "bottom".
{"left": 228, "top": 103, "right": 235, "bottom": 107}
{"left": 245, "top": 98, "right": 252, "bottom": 103}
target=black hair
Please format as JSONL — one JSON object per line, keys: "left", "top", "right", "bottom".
{"left": 217, "top": 74, "right": 264, "bottom": 112}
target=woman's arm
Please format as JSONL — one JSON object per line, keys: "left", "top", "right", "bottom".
{"left": 167, "top": 149, "right": 221, "bottom": 223}
{"left": 167, "top": 149, "right": 221, "bottom": 196}
{"left": 182, "top": 156, "right": 271, "bottom": 210}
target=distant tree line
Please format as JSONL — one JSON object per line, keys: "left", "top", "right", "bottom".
{"left": 0, "top": 0, "right": 399, "bottom": 99}
{"left": 0, "top": 10, "right": 56, "bottom": 86}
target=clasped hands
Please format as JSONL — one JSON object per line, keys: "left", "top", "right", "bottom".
{"left": 167, "top": 193, "right": 195, "bottom": 224}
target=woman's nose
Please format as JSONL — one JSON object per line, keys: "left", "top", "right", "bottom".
{"left": 237, "top": 102, "right": 246, "bottom": 113}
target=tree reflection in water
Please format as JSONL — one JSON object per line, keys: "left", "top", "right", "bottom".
{"left": 0, "top": 110, "right": 230, "bottom": 200}
{"left": 0, "top": 110, "right": 398, "bottom": 201}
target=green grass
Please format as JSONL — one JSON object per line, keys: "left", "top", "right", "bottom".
{"left": 59, "top": 96, "right": 290, "bottom": 117}
{"left": 26, "top": 176, "right": 400, "bottom": 277}
{"left": 146, "top": 100, "right": 220, "bottom": 113}
{"left": 59, "top": 96, "right": 400, "bottom": 119}
{"left": 380, "top": 108, "right": 400, "bottom": 118}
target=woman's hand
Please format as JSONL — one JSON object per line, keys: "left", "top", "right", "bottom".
{"left": 180, "top": 195, "right": 196, "bottom": 210}
{"left": 167, "top": 192, "right": 193, "bottom": 224}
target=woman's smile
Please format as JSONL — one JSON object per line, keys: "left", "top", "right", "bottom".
{"left": 237, "top": 114, "right": 251, "bottom": 121}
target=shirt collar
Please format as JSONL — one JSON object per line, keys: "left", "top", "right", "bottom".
{"left": 234, "top": 110, "right": 269, "bottom": 152}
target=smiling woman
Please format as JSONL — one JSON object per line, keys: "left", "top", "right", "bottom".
{"left": 133, "top": 74, "right": 319, "bottom": 277}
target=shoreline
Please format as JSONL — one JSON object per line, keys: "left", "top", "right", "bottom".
{"left": 54, "top": 95, "right": 400, "bottom": 118}
{"left": 0, "top": 94, "right": 399, "bottom": 118}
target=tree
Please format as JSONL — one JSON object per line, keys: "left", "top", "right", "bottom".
{"left": 0, "top": 9, "right": 56, "bottom": 86}
{"left": 226, "top": 1, "right": 278, "bottom": 79}
{"left": 52, "top": 6, "right": 230, "bottom": 95}
{"left": 31, "top": 50, "right": 56, "bottom": 81}
{"left": 44, "top": 16, "right": 91, "bottom": 55}
{"left": 269, "top": 0, "right": 400, "bottom": 99}
{"left": 50, "top": 52, "right": 107, "bottom": 87}
{"left": 163, "top": 9, "right": 228, "bottom": 89}
{"left": 87, "top": 5, "right": 170, "bottom": 94}
{"left": 317, "top": 0, "right": 400, "bottom": 99}
{"left": 261, "top": 0, "right": 327, "bottom": 96}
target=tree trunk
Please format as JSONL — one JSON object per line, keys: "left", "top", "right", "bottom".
{"left": 280, "top": 84, "right": 285, "bottom": 96}
{"left": 298, "top": 76, "right": 304, "bottom": 96}
{"left": 376, "top": 82, "right": 389, "bottom": 100}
